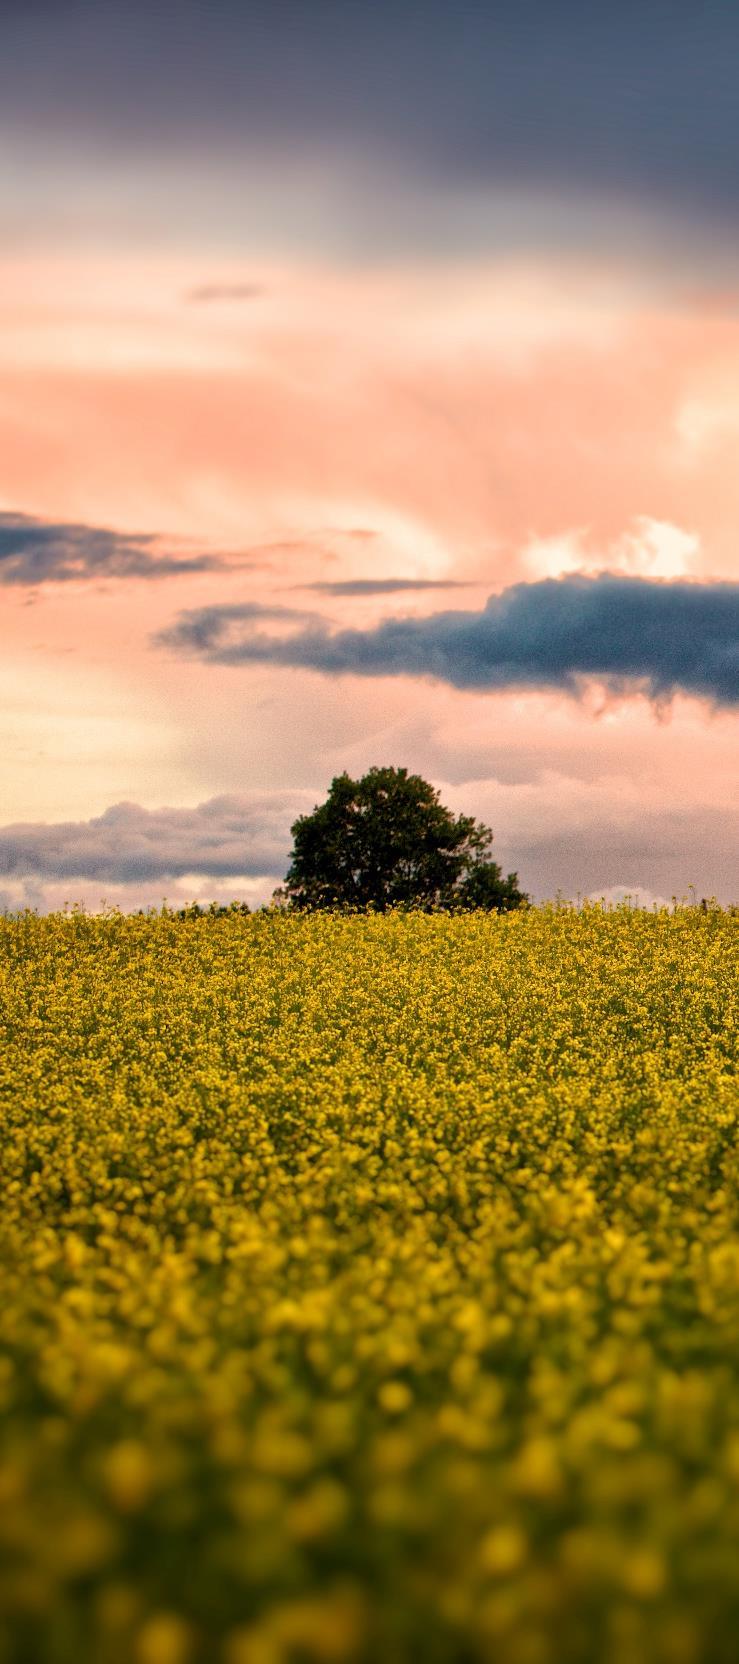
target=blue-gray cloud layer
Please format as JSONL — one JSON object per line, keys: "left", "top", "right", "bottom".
{"left": 157, "top": 575, "right": 739, "bottom": 708}
{"left": 2, "top": 2, "right": 738, "bottom": 232}
{"left": 0, "top": 795, "right": 305, "bottom": 883}
{"left": 0, "top": 512, "right": 222, "bottom": 584}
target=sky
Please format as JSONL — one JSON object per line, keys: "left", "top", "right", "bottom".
{"left": 2, "top": 0, "right": 739, "bottom": 911}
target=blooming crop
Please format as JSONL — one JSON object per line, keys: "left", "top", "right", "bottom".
{"left": 0, "top": 905, "right": 738, "bottom": 1663}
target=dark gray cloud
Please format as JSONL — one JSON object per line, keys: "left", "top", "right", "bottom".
{"left": 2, "top": 1, "right": 738, "bottom": 234}
{"left": 301, "top": 578, "right": 473, "bottom": 597}
{"left": 0, "top": 511, "right": 222, "bottom": 584}
{"left": 0, "top": 793, "right": 308, "bottom": 883}
{"left": 156, "top": 575, "right": 739, "bottom": 709}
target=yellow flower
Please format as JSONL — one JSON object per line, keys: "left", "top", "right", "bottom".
{"left": 479, "top": 1525, "right": 529, "bottom": 1577}
{"left": 136, "top": 1614, "right": 192, "bottom": 1664}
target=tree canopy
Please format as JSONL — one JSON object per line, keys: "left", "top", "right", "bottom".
{"left": 279, "top": 766, "right": 527, "bottom": 912}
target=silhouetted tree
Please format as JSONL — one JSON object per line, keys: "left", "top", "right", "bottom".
{"left": 278, "top": 766, "right": 527, "bottom": 912}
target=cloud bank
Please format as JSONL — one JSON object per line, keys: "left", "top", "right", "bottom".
{"left": 0, "top": 794, "right": 311, "bottom": 884}
{"left": 2, "top": 783, "right": 736, "bottom": 913}
{"left": 157, "top": 574, "right": 739, "bottom": 709}
{"left": 0, "top": 512, "right": 222, "bottom": 585}
{"left": 3, "top": 1, "right": 739, "bottom": 237}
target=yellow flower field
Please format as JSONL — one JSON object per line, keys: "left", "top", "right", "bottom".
{"left": 1, "top": 906, "right": 738, "bottom": 1664}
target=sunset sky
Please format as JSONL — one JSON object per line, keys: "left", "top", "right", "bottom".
{"left": 2, "top": 0, "right": 739, "bottom": 910}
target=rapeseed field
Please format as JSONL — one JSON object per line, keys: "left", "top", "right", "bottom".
{"left": 1, "top": 905, "right": 739, "bottom": 1664}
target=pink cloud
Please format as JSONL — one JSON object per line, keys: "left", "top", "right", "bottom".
{"left": 0, "top": 253, "right": 736, "bottom": 580}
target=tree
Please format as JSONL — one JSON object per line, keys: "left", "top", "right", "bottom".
{"left": 278, "top": 766, "right": 527, "bottom": 912}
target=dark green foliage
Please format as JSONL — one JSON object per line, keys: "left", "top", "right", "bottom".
{"left": 453, "top": 856, "right": 527, "bottom": 912}
{"left": 280, "top": 765, "right": 527, "bottom": 912}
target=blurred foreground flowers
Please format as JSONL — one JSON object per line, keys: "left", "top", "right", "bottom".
{"left": 0, "top": 905, "right": 738, "bottom": 1663}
